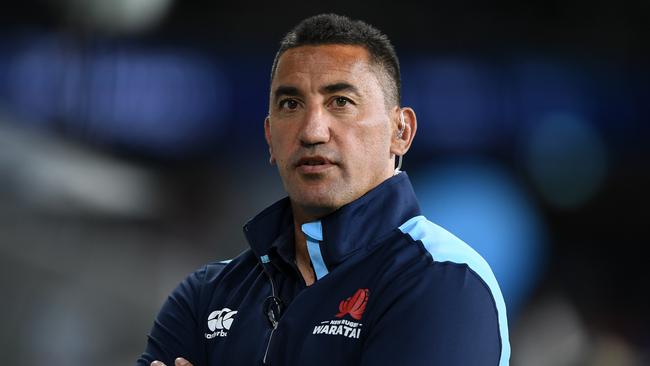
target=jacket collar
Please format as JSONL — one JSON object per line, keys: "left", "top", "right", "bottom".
{"left": 243, "top": 172, "right": 421, "bottom": 273}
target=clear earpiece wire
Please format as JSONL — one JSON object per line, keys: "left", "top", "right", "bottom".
{"left": 394, "top": 155, "right": 403, "bottom": 175}
{"left": 394, "top": 109, "right": 405, "bottom": 175}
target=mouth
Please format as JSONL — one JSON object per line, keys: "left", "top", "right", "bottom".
{"left": 295, "top": 156, "right": 337, "bottom": 174}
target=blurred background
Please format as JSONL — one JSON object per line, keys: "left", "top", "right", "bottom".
{"left": 0, "top": 1, "right": 648, "bottom": 365}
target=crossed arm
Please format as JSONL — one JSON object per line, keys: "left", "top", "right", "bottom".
{"left": 150, "top": 358, "right": 193, "bottom": 366}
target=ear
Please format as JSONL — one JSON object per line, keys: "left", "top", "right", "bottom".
{"left": 390, "top": 107, "right": 417, "bottom": 157}
{"left": 264, "top": 116, "right": 276, "bottom": 165}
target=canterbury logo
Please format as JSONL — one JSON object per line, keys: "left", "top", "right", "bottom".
{"left": 335, "top": 288, "right": 369, "bottom": 320}
{"left": 208, "top": 308, "right": 238, "bottom": 331}
{"left": 205, "top": 307, "right": 237, "bottom": 339}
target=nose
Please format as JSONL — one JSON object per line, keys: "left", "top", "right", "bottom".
{"left": 299, "top": 104, "right": 331, "bottom": 147}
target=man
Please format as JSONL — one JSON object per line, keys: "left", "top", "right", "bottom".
{"left": 137, "top": 13, "right": 510, "bottom": 366}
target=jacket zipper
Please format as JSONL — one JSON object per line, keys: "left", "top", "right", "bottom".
{"left": 262, "top": 264, "right": 278, "bottom": 365}
{"left": 256, "top": 249, "right": 307, "bottom": 364}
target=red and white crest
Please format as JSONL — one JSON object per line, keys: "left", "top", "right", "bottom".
{"left": 335, "top": 288, "right": 369, "bottom": 320}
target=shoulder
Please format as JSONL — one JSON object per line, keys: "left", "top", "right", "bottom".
{"left": 398, "top": 215, "right": 499, "bottom": 291}
{"left": 201, "top": 259, "right": 233, "bottom": 281}
{"left": 167, "top": 250, "right": 258, "bottom": 314}
{"left": 193, "top": 249, "right": 258, "bottom": 286}
{"left": 395, "top": 215, "right": 510, "bottom": 364}
{"left": 173, "top": 249, "right": 257, "bottom": 297}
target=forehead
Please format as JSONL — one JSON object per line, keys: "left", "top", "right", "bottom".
{"left": 272, "top": 44, "right": 380, "bottom": 90}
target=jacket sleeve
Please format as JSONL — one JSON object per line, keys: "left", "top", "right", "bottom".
{"left": 359, "top": 262, "right": 507, "bottom": 366}
{"left": 135, "top": 266, "right": 208, "bottom": 366}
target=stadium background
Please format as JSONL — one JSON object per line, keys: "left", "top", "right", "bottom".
{"left": 0, "top": 1, "right": 648, "bottom": 365}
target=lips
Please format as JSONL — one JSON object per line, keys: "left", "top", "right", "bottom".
{"left": 295, "top": 155, "right": 336, "bottom": 174}
{"left": 296, "top": 156, "right": 332, "bottom": 166}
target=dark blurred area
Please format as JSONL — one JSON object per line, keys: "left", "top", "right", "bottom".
{"left": 0, "top": 1, "right": 648, "bottom": 365}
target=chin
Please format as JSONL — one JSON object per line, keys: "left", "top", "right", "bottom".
{"left": 295, "top": 193, "right": 340, "bottom": 210}
{"left": 289, "top": 187, "right": 345, "bottom": 214}
{"left": 283, "top": 175, "right": 354, "bottom": 214}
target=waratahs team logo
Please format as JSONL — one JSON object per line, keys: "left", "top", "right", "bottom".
{"left": 205, "top": 307, "right": 238, "bottom": 339}
{"left": 312, "top": 288, "right": 369, "bottom": 339}
{"left": 335, "top": 288, "right": 369, "bottom": 320}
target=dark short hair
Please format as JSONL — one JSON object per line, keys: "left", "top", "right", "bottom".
{"left": 270, "top": 14, "right": 401, "bottom": 107}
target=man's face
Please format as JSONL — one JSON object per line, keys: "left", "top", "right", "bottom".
{"left": 265, "top": 44, "right": 396, "bottom": 218}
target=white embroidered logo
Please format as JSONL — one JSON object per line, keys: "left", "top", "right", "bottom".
{"left": 205, "top": 307, "right": 238, "bottom": 339}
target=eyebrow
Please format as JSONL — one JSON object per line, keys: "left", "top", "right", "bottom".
{"left": 320, "top": 82, "right": 361, "bottom": 97}
{"left": 273, "top": 85, "right": 300, "bottom": 100}
{"left": 272, "top": 82, "right": 361, "bottom": 103}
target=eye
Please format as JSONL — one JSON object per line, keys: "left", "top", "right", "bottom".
{"left": 279, "top": 98, "right": 299, "bottom": 110}
{"left": 332, "top": 96, "right": 352, "bottom": 108}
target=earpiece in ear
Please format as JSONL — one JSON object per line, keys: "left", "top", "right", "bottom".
{"left": 396, "top": 110, "right": 406, "bottom": 139}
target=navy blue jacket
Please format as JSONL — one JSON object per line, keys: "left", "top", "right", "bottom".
{"left": 136, "top": 173, "right": 510, "bottom": 365}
